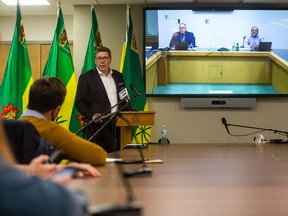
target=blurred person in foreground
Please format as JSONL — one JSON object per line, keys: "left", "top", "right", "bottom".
{"left": 20, "top": 76, "right": 107, "bottom": 166}
{"left": 0, "top": 121, "right": 100, "bottom": 216}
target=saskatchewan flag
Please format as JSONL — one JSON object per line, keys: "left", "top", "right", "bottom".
{"left": 42, "top": 6, "right": 77, "bottom": 130}
{"left": 69, "top": 5, "right": 103, "bottom": 135}
{"left": 120, "top": 5, "right": 151, "bottom": 144}
{"left": 0, "top": 3, "right": 33, "bottom": 119}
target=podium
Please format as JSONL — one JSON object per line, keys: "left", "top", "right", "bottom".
{"left": 116, "top": 111, "right": 155, "bottom": 149}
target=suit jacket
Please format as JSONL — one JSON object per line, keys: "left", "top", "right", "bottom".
{"left": 75, "top": 68, "right": 129, "bottom": 120}
{"left": 169, "top": 31, "right": 196, "bottom": 48}
{"left": 75, "top": 68, "right": 130, "bottom": 152}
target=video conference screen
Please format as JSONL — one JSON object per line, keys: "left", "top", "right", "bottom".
{"left": 144, "top": 7, "right": 288, "bottom": 98}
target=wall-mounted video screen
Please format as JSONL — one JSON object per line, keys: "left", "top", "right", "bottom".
{"left": 144, "top": 7, "right": 288, "bottom": 98}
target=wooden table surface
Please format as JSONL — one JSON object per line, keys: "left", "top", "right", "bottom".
{"left": 69, "top": 143, "right": 288, "bottom": 216}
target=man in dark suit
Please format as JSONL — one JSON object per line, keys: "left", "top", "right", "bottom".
{"left": 75, "top": 47, "right": 130, "bottom": 153}
{"left": 169, "top": 23, "right": 196, "bottom": 48}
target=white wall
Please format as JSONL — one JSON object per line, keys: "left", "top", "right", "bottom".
{"left": 1, "top": 4, "right": 288, "bottom": 145}
{"left": 0, "top": 15, "right": 73, "bottom": 42}
{"left": 156, "top": 9, "right": 288, "bottom": 49}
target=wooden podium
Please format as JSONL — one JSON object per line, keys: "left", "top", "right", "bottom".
{"left": 116, "top": 111, "right": 155, "bottom": 149}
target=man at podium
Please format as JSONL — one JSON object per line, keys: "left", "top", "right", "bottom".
{"left": 75, "top": 47, "right": 131, "bottom": 153}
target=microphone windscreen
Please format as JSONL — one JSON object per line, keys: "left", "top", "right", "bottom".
{"left": 119, "top": 88, "right": 129, "bottom": 101}
{"left": 221, "top": 118, "right": 227, "bottom": 125}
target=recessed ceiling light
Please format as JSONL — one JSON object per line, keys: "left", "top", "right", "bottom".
{"left": 1, "top": 0, "right": 50, "bottom": 5}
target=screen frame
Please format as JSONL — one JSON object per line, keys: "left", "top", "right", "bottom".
{"left": 143, "top": 4, "right": 288, "bottom": 98}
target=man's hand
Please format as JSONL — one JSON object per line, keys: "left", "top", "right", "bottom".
{"left": 26, "top": 155, "right": 58, "bottom": 179}
{"left": 92, "top": 113, "right": 103, "bottom": 123}
{"left": 66, "top": 162, "right": 101, "bottom": 178}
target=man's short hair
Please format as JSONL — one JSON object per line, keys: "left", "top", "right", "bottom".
{"left": 28, "top": 77, "right": 66, "bottom": 113}
{"left": 95, "top": 46, "right": 112, "bottom": 58}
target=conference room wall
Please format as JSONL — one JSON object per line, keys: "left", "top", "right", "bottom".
{"left": 0, "top": 15, "right": 73, "bottom": 42}
{"left": 74, "top": 5, "right": 288, "bottom": 145}
{"left": 1, "top": 5, "right": 288, "bottom": 144}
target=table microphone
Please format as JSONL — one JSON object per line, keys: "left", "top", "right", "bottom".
{"left": 116, "top": 113, "right": 152, "bottom": 177}
{"left": 88, "top": 159, "right": 142, "bottom": 216}
{"left": 221, "top": 117, "right": 288, "bottom": 142}
{"left": 221, "top": 117, "right": 231, "bottom": 135}
{"left": 241, "top": 36, "right": 246, "bottom": 48}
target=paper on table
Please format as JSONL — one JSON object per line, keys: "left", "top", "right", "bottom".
{"left": 144, "top": 159, "right": 163, "bottom": 163}
{"left": 106, "top": 158, "right": 163, "bottom": 163}
{"left": 106, "top": 158, "right": 122, "bottom": 163}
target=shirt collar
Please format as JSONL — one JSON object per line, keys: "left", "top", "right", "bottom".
{"left": 21, "top": 109, "right": 47, "bottom": 120}
{"left": 97, "top": 67, "right": 113, "bottom": 77}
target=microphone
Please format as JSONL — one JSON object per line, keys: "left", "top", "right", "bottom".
{"left": 221, "top": 118, "right": 288, "bottom": 142}
{"left": 74, "top": 88, "right": 131, "bottom": 136}
{"left": 221, "top": 117, "right": 231, "bottom": 135}
{"left": 87, "top": 87, "right": 141, "bottom": 142}
{"left": 242, "top": 36, "right": 246, "bottom": 48}
{"left": 89, "top": 156, "right": 142, "bottom": 216}
{"left": 75, "top": 104, "right": 122, "bottom": 136}
{"left": 130, "top": 84, "right": 141, "bottom": 97}
{"left": 119, "top": 87, "right": 130, "bottom": 102}
{"left": 116, "top": 113, "right": 152, "bottom": 177}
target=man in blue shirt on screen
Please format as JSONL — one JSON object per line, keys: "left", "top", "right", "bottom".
{"left": 169, "top": 23, "right": 196, "bottom": 49}
{"left": 244, "top": 26, "right": 263, "bottom": 51}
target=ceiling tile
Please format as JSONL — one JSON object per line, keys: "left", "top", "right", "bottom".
{"left": 0, "top": 0, "right": 288, "bottom": 16}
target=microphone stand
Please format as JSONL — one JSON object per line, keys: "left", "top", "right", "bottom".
{"left": 241, "top": 36, "right": 246, "bottom": 48}
{"left": 74, "top": 100, "right": 123, "bottom": 136}
{"left": 116, "top": 113, "right": 152, "bottom": 177}
{"left": 89, "top": 154, "right": 142, "bottom": 216}
{"left": 221, "top": 118, "right": 288, "bottom": 143}
{"left": 87, "top": 92, "right": 140, "bottom": 142}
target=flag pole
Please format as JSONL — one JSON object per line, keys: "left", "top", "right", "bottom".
{"left": 57, "top": 1, "right": 61, "bottom": 17}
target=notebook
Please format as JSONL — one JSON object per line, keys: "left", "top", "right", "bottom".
{"left": 258, "top": 42, "right": 272, "bottom": 51}
{"left": 175, "top": 42, "right": 188, "bottom": 50}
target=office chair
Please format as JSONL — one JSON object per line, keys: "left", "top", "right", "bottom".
{"left": 1, "top": 119, "right": 53, "bottom": 164}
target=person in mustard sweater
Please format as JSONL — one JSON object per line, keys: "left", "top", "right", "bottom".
{"left": 20, "top": 77, "right": 107, "bottom": 166}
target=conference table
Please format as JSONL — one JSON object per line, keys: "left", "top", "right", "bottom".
{"left": 69, "top": 143, "right": 288, "bottom": 216}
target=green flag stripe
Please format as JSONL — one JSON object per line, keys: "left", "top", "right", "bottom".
{"left": 42, "top": 7, "right": 76, "bottom": 130}
{"left": 120, "top": 6, "right": 151, "bottom": 143}
{"left": 0, "top": 3, "right": 33, "bottom": 119}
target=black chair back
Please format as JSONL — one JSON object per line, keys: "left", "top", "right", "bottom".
{"left": 1, "top": 119, "right": 53, "bottom": 164}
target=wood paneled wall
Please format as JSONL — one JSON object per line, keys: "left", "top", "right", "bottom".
{"left": 0, "top": 43, "right": 73, "bottom": 84}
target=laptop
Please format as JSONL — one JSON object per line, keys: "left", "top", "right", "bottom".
{"left": 175, "top": 42, "right": 188, "bottom": 50}
{"left": 258, "top": 42, "right": 272, "bottom": 51}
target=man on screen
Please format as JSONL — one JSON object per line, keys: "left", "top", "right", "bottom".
{"left": 243, "top": 26, "right": 263, "bottom": 51}
{"left": 169, "top": 23, "right": 196, "bottom": 49}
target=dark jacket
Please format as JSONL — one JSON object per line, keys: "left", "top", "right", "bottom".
{"left": 169, "top": 31, "right": 196, "bottom": 48}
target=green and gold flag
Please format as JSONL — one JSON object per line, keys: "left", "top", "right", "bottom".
{"left": 0, "top": 2, "right": 33, "bottom": 119}
{"left": 120, "top": 5, "right": 151, "bottom": 143}
{"left": 42, "top": 5, "right": 76, "bottom": 130}
{"left": 69, "top": 5, "right": 103, "bottom": 135}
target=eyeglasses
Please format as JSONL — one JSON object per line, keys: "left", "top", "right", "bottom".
{"left": 96, "top": 57, "right": 110, "bottom": 61}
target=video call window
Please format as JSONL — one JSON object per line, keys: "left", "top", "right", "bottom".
{"left": 144, "top": 7, "right": 288, "bottom": 98}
